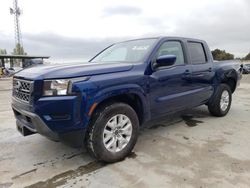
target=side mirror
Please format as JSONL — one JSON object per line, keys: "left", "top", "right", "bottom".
{"left": 156, "top": 55, "right": 176, "bottom": 67}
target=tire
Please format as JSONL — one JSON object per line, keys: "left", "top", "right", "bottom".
{"left": 85, "top": 102, "right": 139, "bottom": 163}
{"left": 208, "top": 84, "right": 232, "bottom": 117}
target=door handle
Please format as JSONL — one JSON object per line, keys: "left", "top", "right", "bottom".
{"left": 182, "top": 70, "right": 192, "bottom": 79}
{"left": 207, "top": 67, "right": 212, "bottom": 72}
{"left": 184, "top": 69, "right": 191, "bottom": 75}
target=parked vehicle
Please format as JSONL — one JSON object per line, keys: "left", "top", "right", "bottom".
{"left": 12, "top": 37, "right": 242, "bottom": 162}
{"left": 23, "top": 59, "right": 44, "bottom": 68}
{"left": 0, "top": 67, "right": 15, "bottom": 77}
{"left": 6, "top": 67, "right": 16, "bottom": 76}
{"left": 242, "top": 63, "right": 250, "bottom": 74}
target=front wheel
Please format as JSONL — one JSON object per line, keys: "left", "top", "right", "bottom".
{"left": 208, "top": 84, "right": 232, "bottom": 117}
{"left": 85, "top": 103, "right": 139, "bottom": 163}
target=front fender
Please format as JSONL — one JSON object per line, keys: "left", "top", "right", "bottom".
{"left": 94, "top": 84, "right": 146, "bottom": 102}
{"left": 90, "top": 84, "right": 150, "bottom": 122}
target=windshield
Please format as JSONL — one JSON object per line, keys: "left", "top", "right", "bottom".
{"left": 90, "top": 39, "right": 157, "bottom": 63}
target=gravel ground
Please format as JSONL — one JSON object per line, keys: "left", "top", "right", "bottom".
{"left": 0, "top": 75, "right": 250, "bottom": 188}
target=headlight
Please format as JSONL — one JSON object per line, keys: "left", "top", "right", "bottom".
{"left": 43, "top": 79, "right": 71, "bottom": 96}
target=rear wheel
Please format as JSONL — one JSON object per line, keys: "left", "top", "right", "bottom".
{"left": 208, "top": 84, "right": 232, "bottom": 117}
{"left": 86, "top": 102, "right": 139, "bottom": 163}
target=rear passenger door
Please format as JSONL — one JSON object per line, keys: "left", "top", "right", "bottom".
{"left": 187, "top": 41, "right": 215, "bottom": 105}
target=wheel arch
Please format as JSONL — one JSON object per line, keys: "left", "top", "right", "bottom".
{"left": 219, "top": 70, "right": 237, "bottom": 93}
{"left": 89, "top": 85, "right": 150, "bottom": 125}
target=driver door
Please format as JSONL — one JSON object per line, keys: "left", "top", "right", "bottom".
{"left": 148, "top": 40, "right": 194, "bottom": 118}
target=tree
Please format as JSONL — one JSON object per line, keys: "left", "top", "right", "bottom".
{"left": 244, "top": 52, "right": 250, "bottom": 60}
{"left": 11, "top": 43, "right": 27, "bottom": 68}
{"left": 211, "top": 49, "right": 234, "bottom": 61}
{"left": 0, "top": 49, "right": 7, "bottom": 54}
{"left": 12, "top": 43, "right": 26, "bottom": 55}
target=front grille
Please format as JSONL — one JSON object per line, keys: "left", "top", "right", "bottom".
{"left": 13, "top": 78, "right": 33, "bottom": 103}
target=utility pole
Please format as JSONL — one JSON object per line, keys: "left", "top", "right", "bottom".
{"left": 10, "top": 0, "right": 23, "bottom": 55}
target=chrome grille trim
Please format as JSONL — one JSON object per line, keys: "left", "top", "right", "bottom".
{"left": 13, "top": 78, "right": 33, "bottom": 103}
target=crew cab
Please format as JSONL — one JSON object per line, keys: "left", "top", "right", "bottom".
{"left": 12, "top": 37, "right": 242, "bottom": 162}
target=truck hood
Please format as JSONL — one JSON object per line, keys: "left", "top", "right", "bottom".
{"left": 15, "top": 62, "right": 133, "bottom": 80}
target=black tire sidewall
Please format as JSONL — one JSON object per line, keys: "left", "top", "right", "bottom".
{"left": 219, "top": 86, "right": 232, "bottom": 115}
{"left": 90, "top": 103, "right": 139, "bottom": 162}
{"left": 208, "top": 84, "right": 232, "bottom": 117}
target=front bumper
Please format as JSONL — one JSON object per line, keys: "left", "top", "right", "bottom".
{"left": 12, "top": 104, "right": 59, "bottom": 141}
{"left": 12, "top": 94, "right": 88, "bottom": 147}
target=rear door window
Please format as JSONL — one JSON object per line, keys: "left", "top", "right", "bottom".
{"left": 188, "top": 42, "right": 207, "bottom": 64}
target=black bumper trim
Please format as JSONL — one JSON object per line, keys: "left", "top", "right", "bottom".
{"left": 12, "top": 104, "right": 87, "bottom": 147}
{"left": 12, "top": 105, "right": 59, "bottom": 141}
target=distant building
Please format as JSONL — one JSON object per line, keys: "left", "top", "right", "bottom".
{"left": 0, "top": 55, "right": 49, "bottom": 69}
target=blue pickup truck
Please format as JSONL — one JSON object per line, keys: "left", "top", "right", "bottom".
{"left": 12, "top": 37, "right": 242, "bottom": 162}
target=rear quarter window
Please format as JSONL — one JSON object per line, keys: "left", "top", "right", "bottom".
{"left": 188, "top": 42, "right": 207, "bottom": 64}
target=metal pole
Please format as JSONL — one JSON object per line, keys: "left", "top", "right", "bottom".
{"left": 11, "top": 0, "right": 23, "bottom": 55}
{"left": 0, "top": 58, "right": 4, "bottom": 67}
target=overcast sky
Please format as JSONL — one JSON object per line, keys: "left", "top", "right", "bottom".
{"left": 0, "top": 0, "right": 249, "bottom": 62}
